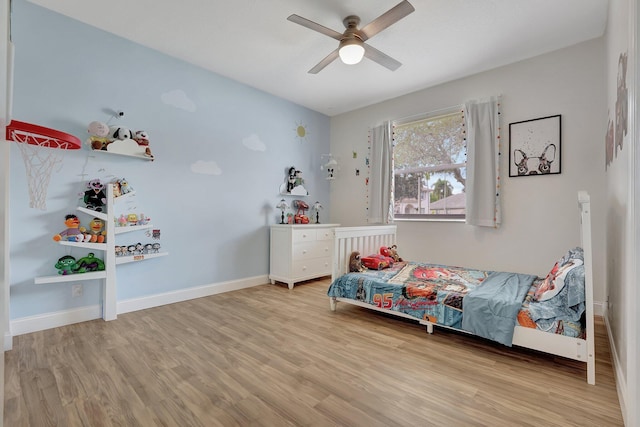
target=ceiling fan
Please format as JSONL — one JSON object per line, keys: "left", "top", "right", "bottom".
{"left": 287, "top": 1, "right": 415, "bottom": 74}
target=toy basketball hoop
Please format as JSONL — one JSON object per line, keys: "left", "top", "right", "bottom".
{"left": 6, "top": 120, "right": 81, "bottom": 210}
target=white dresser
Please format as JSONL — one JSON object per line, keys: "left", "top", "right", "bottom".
{"left": 269, "top": 224, "right": 339, "bottom": 289}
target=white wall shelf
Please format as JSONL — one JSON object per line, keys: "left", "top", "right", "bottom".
{"left": 76, "top": 206, "right": 107, "bottom": 221}
{"left": 116, "top": 252, "right": 169, "bottom": 265}
{"left": 33, "top": 183, "right": 167, "bottom": 321}
{"left": 114, "top": 223, "right": 154, "bottom": 235}
{"left": 90, "top": 148, "right": 153, "bottom": 161}
{"left": 34, "top": 271, "right": 107, "bottom": 285}
{"left": 59, "top": 241, "right": 107, "bottom": 251}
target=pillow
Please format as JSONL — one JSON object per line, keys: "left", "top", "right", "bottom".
{"left": 534, "top": 258, "right": 583, "bottom": 302}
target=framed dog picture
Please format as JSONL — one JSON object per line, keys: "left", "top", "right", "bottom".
{"left": 509, "top": 115, "right": 561, "bottom": 177}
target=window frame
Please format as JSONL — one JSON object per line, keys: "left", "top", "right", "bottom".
{"left": 392, "top": 106, "right": 466, "bottom": 222}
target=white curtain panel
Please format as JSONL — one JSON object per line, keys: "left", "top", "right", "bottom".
{"left": 368, "top": 121, "right": 393, "bottom": 224}
{"left": 464, "top": 97, "right": 502, "bottom": 227}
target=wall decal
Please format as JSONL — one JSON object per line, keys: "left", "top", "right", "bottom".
{"left": 605, "top": 51, "right": 628, "bottom": 171}
{"left": 243, "top": 133, "right": 266, "bottom": 151}
{"left": 191, "top": 160, "right": 222, "bottom": 175}
{"left": 161, "top": 89, "right": 197, "bottom": 112}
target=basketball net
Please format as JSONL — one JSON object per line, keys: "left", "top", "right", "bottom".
{"left": 10, "top": 129, "right": 68, "bottom": 210}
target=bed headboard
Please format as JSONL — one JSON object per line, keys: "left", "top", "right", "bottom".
{"left": 332, "top": 225, "right": 397, "bottom": 282}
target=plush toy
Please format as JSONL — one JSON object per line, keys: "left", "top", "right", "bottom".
{"left": 287, "top": 167, "right": 296, "bottom": 192}
{"left": 380, "top": 245, "right": 403, "bottom": 263}
{"left": 87, "top": 121, "right": 111, "bottom": 150}
{"left": 361, "top": 254, "right": 394, "bottom": 270}
{"left": 349, "top": 251, "right": 366, "bottom": 272}
{"left": 74, "top": 253, "right": 105, "bottom": 273}
{"left": 55, "top": 255, "right": 77, "bottom": 275}
{"left": 109, "top": 126, "right": 133, "bottom": 141}
{"left": 112, "top": 180, "right": 122, "bottom": 198}
{"left": 118, "top": 178, "right": 133, "bottom": 194}
{"left": 388, "top": 245, "right": 403, "bottom": 262}
{"left": 87, "top": 217, "right": 106, "bottom": 243}
{"left": 53, "top": 214, "right": 84, "bottom": 242}
{"left": 134, "top": 130, "right": 154, "bottom": 158}
{"left": 84, "top": 178, "right": 107, "bottom": 211}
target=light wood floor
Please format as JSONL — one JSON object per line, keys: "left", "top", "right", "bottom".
{"left": 5, "top": 278, "right": 623, "bottom": 426}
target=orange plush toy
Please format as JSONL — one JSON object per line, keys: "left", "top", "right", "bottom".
{"left": 53, "top": 214, "right": 84, "bottom": 242}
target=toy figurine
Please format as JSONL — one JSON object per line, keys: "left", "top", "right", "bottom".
{"left": 118, "top": 214, "right": 128, "bottom": 227}
{"left": 127, "top": 213, "right": 138, "bottom": 226}
{"left": 84, "top": 178, "right": 107, "bottom": 211}
{"left": 118, "top": 178, "right": 133, "bottom": 194}
{"left": 138, "top": 213, "right": 149, "bottom": 225}
{"left": 87, "top": 217, "right": 106, "bottom": 243}
{"left": 74, "top": 253, "right": 105, "bottom": 273}
{"left": 293, "top": 199, "right": 309, "bottom": 224}
{"left": 55, "top": 255, "right": 77, "bottom": 275}
{"left": 287, "top": 167, "right": 296, "bottom": 192}
{"left": 53, "top": 214, "right": 84, "bottom": 242}
{"left": 134, "top": 130, "right": 154, "bottom": 159}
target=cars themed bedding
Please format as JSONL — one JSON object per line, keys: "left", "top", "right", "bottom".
{"left": 327, "top": 247, "right": 586, "bottom": 346}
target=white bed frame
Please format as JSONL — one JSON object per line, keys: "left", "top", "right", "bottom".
{"left": 330, "top": 191, "right": 595, "bottom": 385}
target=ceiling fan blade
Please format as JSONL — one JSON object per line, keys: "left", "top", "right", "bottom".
{"left": 363, "top": 44, "right": 402, "bottom": 71}
{"left": 287, "top": 14, "right": 343, "bottom": 40}
{"left": 359, "top": 0, "right": 415, "bottom": 41}
{"left": 308, "top": 49, "right": 340, "bottom": 74}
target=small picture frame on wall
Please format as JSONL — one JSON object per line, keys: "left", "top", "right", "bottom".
{"left": 509, "top": 115, "right": 561, "bottom": 177}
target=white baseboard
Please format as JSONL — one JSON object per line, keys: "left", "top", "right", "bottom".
{"left": 593, "top": 301, "right": 605, "bottom": 317}
{"left": 10, "top": 305, "right": 102, "bottom": 338}
{"left": 8, "top": 275, "right": 268, "bottom": 338}
{"left": 117, "top": 275, "right": 268, "bottom": 314}
{"left": 604, "top": 313, "right": 627, "bottom": 426}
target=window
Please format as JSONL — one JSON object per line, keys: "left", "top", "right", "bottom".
{"left": 393, "top": 108, "right": 466, "bottom": 220}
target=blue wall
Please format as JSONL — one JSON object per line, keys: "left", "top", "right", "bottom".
{"left": 9, "top": 0, "right": 330, "bottom": 319}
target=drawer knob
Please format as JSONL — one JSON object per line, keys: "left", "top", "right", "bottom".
{"left": 302, "top": 250, "right": 307, "bottom": 254}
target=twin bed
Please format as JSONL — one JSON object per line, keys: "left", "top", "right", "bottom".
{"left": 327, "top": 191, "right": 595, "bottom": 384}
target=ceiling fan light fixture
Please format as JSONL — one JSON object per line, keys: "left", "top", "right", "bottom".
{"left": 338, "top": 39, "right": 365, "bottom": 65}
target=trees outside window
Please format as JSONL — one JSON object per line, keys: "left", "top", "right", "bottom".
{"left": 393, "top": 109, "right": 466, "bottom": 219}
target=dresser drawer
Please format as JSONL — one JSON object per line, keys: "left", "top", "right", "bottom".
{"left": 292, "top": 257, "right": 331, "bottom": 279}
{"left": 292, "top": 241, "right": 331, "bottom": 261}
{"left": 316, "top": 228, "right": 333, "bottom": 241}
{"left": 293, "top": 229, "right": 316, "bottom": 243}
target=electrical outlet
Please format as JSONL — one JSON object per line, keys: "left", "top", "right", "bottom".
{"left": 71, "top": 284, "right": 83, "bottom": 298}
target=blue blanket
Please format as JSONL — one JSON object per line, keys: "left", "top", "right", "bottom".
{"left": 461, "top": 271, "right": 536, "bottom": 346}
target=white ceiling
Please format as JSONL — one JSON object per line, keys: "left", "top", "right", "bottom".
{"left": 26, "top": 0, "right": 608, "bottom": 117}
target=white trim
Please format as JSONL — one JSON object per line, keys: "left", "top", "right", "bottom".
{"left": 605, "top": 312, "right": 627, "bottom": 425}
{"left": 117, "top": 275, "right": 268, "bottom": 314}
{"left": 9, "top": 275, "right": 267, "bottom": 336}
{"left": 11, "top": 305, "right": 102, "bottom": 336}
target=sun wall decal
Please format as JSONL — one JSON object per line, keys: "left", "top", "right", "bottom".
{"left": 295, "top": 122, "right": 309, "bottom": 142}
